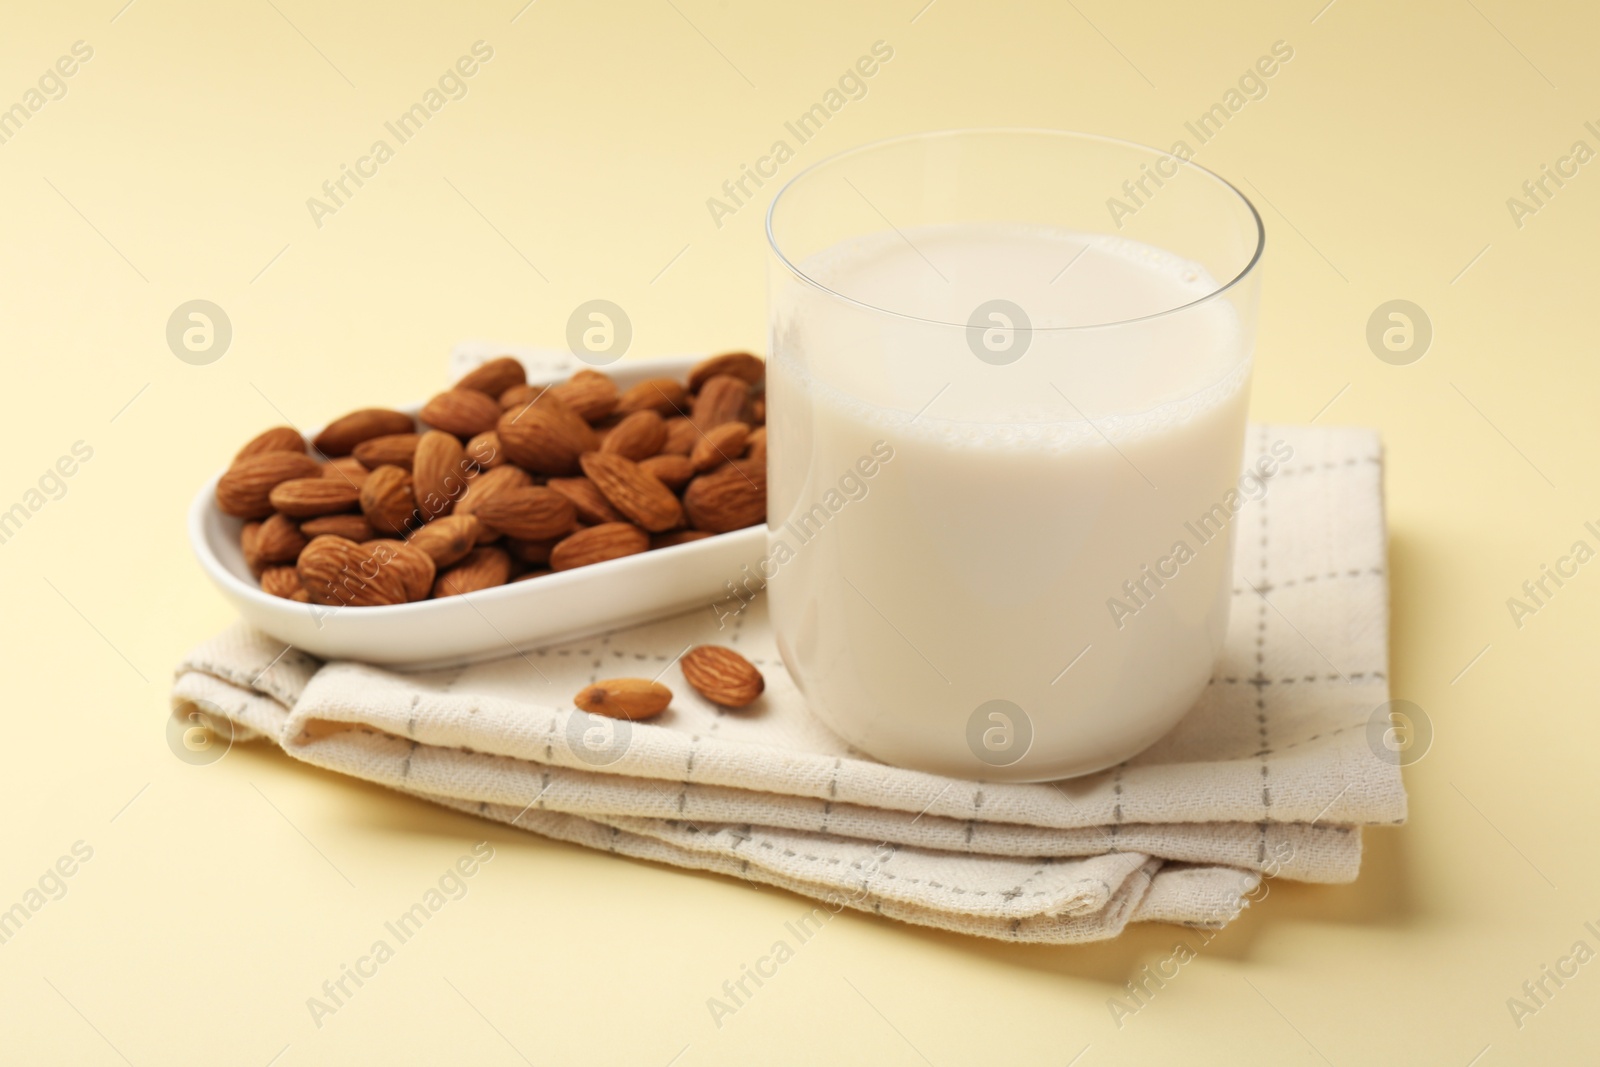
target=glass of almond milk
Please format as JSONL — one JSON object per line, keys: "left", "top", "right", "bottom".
{"left": 763, "top": 129, "right": 1264, "bottom": 781}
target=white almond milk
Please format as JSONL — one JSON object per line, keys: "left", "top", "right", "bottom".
{"left": 767, "top": 222, "right": 1252, "bottom": 780}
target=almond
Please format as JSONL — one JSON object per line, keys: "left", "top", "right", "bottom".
{"left": 690, "top": 422, "right": 750, "bottom": 473}
{"left": 688, "top": 352, "right": 765, "bottom": 392}
{"left": 360, "top": 465, "right": 419, "bottom": 536}
{"left": 466, "top": 431, "right": 503, "bottom": 469}
{"left": 240, "top": 521, "right": 265, "bottom": 574}
{"left": 680, "top": 645, "right": 765, "bottom": 707}
{"left": 321, "top": 455, "right": 369, "bottom": 489}
{"left": 215, "top": 452, "right": 322, "bottom": 519}
{"left": 300, "top": 514, "right": 376, "bottom": 542}
{"left": 547, "top": 477, "right": 624, "bottom": 525}
{"left": 497, "top": 397, "right": 597, "bottom": 475}
{"left": 432, "top": 546, "right": 512, "bottom": 597}
{"left": 579, "top": 452, "right": 684, "bottom": 533}
{"left": 599, "top": 409, "right": 668, "bottom": 461}
{"left": 615, "top": 377, "right": 689, "bottom": 417}
{"left": 298, "top": 535, "right": 408, "bottom": 607}
{"left": 235, "top": 426, "right": 306, "bottom": 462}
{"left": 313, "top": 408, "right": 414, "bottom": 457}
{"left": 662, "top": 417, "right": 698, "bottom": 456}
{"left": 499, "top": 383, "right": 547, "bottom": 412}
{"left": 549, "top": 522, "right": 648, "bottom": 570}
{"left": 259, "top": 565, "right": 304, "bottom": 600}
{"left": 422, "top": 388, "right": 502, "bottom": 438}
{"left": 413, "top": 430, "right": 470, "bottom": 519}
{"left": 504, "top": 536, "right": 561, "bottom": 565}
{"left": 255, "top": 512, "right": 308, "bottom": 565}
{"left": 271, "top": 477, "right": 363, "bottom": 518}
{"left": 745, "top": 425, "right": 767, "bottom": 462}
{"left": 360, "top": 539, "right": 436, "bottom": 602}
{"left": 473, "top": 486, "right": 576, "bottom": 541}
{"left": 683, "top": 459, "right": 766, "bottom": 533}
{"left": 353, "top": 433, "right": 421, "bottom": 471}
{"left": 651, "top": 529, "right": 713, "bottom": 549}
{"left": 549, "top": 369, "right": 618, "bottom": 422}
{"left": 574, "top": 678, "right": 672, "bottom": 720}
{"left": 638, "top": 453, "right": 695, "bottom": 492}
{"left": 748, "top": 396, "right": 765, "bottom": 426}
{"left": 406, "top": 515, "right": 481, "bottom": 568}
{"left": 454, "top": 464, "right": 532, "bottom": 538}
{"left": 455, "top": 355, "right": 526, "bottom": 397}
{"left": 691, "top": 374, "right": 749, "bottom": 430}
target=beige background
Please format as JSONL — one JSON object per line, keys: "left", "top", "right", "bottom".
{"left": 1, "top": 0, "right": 1595, "bottom": 1062}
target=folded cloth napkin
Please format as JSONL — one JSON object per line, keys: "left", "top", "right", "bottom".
{"left": 172, "top": 423, "right": 1404, "bottom": 944}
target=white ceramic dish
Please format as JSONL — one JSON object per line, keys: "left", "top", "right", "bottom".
{"left": 189, "top": 352, "right": 764, "bottom": 669}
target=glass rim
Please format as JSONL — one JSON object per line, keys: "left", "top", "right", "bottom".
{"left": 764, "top": 127, "right": 1266, "bottom": 332}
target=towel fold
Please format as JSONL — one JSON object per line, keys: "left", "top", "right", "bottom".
{"left": 172, "top": 423, "right": 1404, "bottom": 943}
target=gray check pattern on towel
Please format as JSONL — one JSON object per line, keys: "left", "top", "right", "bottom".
{"left": 172, "top": 422, "right": 1404, "bottom": 943}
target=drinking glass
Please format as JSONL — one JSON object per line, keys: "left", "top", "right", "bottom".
{"left": 764, "top": 129, "right": 1263, "bottom": 781}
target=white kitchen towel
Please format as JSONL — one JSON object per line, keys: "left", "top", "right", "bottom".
{"left": 172, "top": 423, "right": 1403, "bottom": 943}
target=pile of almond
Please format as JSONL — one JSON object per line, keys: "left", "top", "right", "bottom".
{"left": 215, "top": 353, "right": 767, "bottom": 608}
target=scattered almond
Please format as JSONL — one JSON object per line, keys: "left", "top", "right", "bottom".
{"left": 574, "top": 678, "right": 672, "bottom": 720}
{"left": 680, "top": 645, "right": 765, "bottom": 707}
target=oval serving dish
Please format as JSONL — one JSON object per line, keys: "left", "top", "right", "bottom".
{"left": 189, "top": 352, "right": 764, "bottom": 669}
